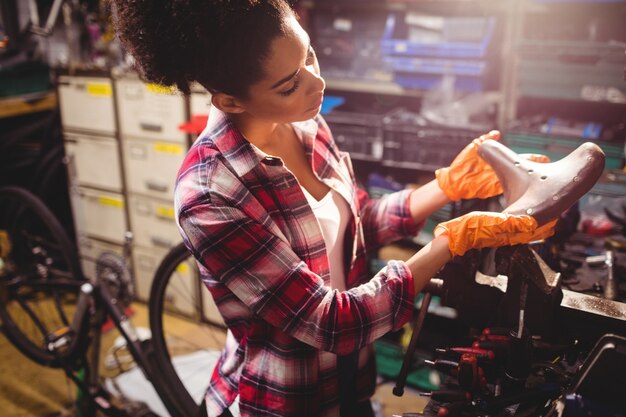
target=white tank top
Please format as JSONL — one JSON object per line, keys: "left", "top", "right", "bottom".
{"left": 301, "top": 187, "right": 351, "bottom": 291}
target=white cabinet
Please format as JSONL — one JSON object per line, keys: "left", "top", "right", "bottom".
{"left": 132, "top": 245, "right": 197, "bottom": 318}
{"left": 78, "top": 236, "right": 125, "bottom": 281}
{"left": 58, "top": 76, "right": 116, "bottom": 135}
{"left": 71, "top": 187, "right": 127, "bottom": 244}
{"left": 122, "top": 136, "right": 185, "bottom": 199}
{"left": 128, "top": 195, "right": 180, "bottom": 249}
{"left": 64, "top": 132, "right": 122, "bottom": 192}
{"left": 115, "top": 78, "right": 187, "bottom": 143}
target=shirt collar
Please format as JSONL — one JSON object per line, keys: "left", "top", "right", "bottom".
{"left": 292, "top": 118, "right": 319, "bottom": 139}
{"left": 206, "top": 106, "right": 268, "bottom": 178}
{"left": 206, "top": 106, "right": 322, "bottom": 178}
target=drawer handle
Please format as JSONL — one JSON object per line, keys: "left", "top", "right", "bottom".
{"left": 146, "top": 180, "right": 168, "bottom": 192}
{"left": 151, "top": 237, "right": 173, "bottom": 248}
{"left": 140, "top": 123, "right": 163, "bottom": 132}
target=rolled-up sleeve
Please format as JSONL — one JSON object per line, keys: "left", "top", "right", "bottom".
{"left": 359, "top": 187, "right": 423, "bottom": 251}
{"left": 179, "top": 199, "right": 415, "bottom": 356}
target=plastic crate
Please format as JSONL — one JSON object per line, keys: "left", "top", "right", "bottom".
{"left": 517, "top": 41, "right": 626, "bottom": 102}
{"left": 381, "top": 13, "right": 496, "bottom": 59}
{"left": 0, "top": 61, "right": 51, "bottom": 98}
{"left": 504, "top": 133, "right": 624, "bottom": 169}
{"left": 392, "top": 70, "right": 486, "bottom": 92}
{"left": 325, "top": 111, "right": 386, "bottom": 161}
{"left": 382, "top": 112, "right": 481, "bottom": 171}
{"left": 314, "top": 10, "right": 392, "bottom": 82}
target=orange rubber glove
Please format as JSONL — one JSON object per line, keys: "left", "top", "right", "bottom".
{"left": 435, "top": 131, "right": 551, "bottom": 202}
{"left": 434, "top": 212, "right": 557, "bottom": 257}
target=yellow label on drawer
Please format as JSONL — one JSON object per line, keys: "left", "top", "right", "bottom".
{"left": 156, "top": 206, "right": 175, "bottom": 219}
{"left": 154, "top": 143, "right": 183, "bottom": 154}
{"left": 98, "top": 196, "right": 124, "bottom": 208}
{"left": 87, "top": 83, "right": 112, "bottom": 96}
{"left": 176, "top": 263, "right": 189, "bottom": 273}
{"left": 146, "top": 83, "right": 176, "bottom": 94}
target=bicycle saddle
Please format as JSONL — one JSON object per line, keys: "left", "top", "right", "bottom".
{"left": 477, "top": 140, "right": 605, "bottom": 226}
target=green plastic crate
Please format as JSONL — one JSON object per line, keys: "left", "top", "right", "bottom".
{"left": 517, "top": 41, "right": 626, "bottom": 103}
{"left": 504, "top": 133, "right": 624, "bottom": 169}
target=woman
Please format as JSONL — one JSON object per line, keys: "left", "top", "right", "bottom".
{"left": 112, "top": 1, "right": 553, "bottom": 416}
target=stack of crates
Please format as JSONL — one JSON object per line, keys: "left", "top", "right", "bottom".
{"left": 517, "top": 0, "right": 626, "bottom": 103}
{"left": 325, "top": 110, "right": 386, "bottom": 162}
{"left": 504, "top": 131, "right": 624, "bottom": 170}
{"left": 382, "top": 109, "right": 483, "bottom": 171}
{"left": 380, "top": 12, "right": 496, "bottom": 92}
{"left": 313, "top": 9, "right": 392, "bottom": 83}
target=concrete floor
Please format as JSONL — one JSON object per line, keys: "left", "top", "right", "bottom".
{"left": 0, "top": 303, "right": 428, "bottom": 416}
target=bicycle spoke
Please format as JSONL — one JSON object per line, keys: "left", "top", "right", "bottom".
{"left": 0, "top": 186, "right": 83, "bottom": 366}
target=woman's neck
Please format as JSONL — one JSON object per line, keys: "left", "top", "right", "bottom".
{"left": 230, "top": 114, "right": 290, "bottom": 155}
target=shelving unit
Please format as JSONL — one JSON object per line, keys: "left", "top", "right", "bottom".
{"left": 298, "top": 0, "right": 626, "bottom": 265}
{"left": 299, "top": 0, "right": 625, "bottom": 181}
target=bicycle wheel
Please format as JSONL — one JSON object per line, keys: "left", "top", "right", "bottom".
{"left": 148, "top": 242, "right": 227, "bottom": 416}
{"left": 0, "top": 186, "right": 86, "bottom": 366}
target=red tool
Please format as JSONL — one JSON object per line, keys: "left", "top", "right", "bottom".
{"left": 437, "top": 401, "right": 467, "bottom": 417}
{"left": 436, "top": 347, "right": 495, "bottom": 361}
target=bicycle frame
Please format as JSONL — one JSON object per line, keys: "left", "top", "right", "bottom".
{"left": 46, "top": 276, "right": 184, "bottom": 417}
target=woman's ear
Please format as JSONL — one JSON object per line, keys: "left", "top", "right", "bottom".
{"left": 211, "top": 93, "right": 245, "bottom": 114}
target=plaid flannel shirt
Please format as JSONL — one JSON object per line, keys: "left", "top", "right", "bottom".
{"left": 175, "top": 107, "right": 422, "bottom": 417}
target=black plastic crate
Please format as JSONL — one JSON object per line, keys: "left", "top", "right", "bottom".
{"left": 382, "top": 113, "right": 481, "bottom": 171}
{"left": 325, "top": 111, "right": 386, "bottom": 161}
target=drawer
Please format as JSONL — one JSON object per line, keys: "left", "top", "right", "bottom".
{"left": 115, "top": 78, "right": 187, "bottom": 143}
{"left": 132, "top": 244, "right": 198, "bottom": 319}
{"left": 71, "top": 187, "right": 128, "bottom": 244}
{"left": 122, "top": 137, "right": 186, "bottom": 199}
{"left": 58, "top": 76, "right": 116, "bottom": 135}
{"left": 64, "top": 133, "right": 122, "bottom": 192}
{"left": 128, "top": 195, "right": 180, "bottom": 249}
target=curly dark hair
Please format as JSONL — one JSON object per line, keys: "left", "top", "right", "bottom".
{"left": 111, "top": 0, "right": 295, "bottom": 97}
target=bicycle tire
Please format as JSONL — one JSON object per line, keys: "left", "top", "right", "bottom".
{"left": 148, "top": 242, "right": 227, "bottom": 417}
{"left": 0, "top": 186, "right": 86, "bottom": 366}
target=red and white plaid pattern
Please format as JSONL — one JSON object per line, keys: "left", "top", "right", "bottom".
{"left": 175, "top": 107, "right": 422, "bottom": 417}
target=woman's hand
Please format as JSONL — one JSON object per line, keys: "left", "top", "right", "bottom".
{"left": 435, "top": 131, "right": 551, "bottom": 202}
{"left": 434, "top": 211, "right": 557, "bottom": 257}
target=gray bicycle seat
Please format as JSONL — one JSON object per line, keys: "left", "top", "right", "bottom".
{"left": 478, "top": 140, "right": 605, "bottom": 226}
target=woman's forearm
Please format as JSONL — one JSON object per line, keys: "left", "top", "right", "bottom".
{"left": 409, "top": 179, "right": 451, "bottom": 225}
{"left": 405, "top": 235, "right": 451, "bottom": 294}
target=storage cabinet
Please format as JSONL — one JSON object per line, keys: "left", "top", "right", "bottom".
{"left": 59, "top": 72, "right": 193, "bottom": 310}
{"left": 59, "top": 73, "right": 130, "bottom": 283}
{"left": 132, "top": 244, "right": 197, "bottom": 315}
{"left": 115, "top": 77, "right": 187, "bottom": 143}
{"left": 128, "top": 195, "right": 180, "bottom": 250}
{"left": 58, "top": 76, "right": 116, "bottom": 135}
{"left": 122, "top": 136, "right": 186, "bottom": 199}
{"left": 78, "top": 236, "right": 125, "bottom": 281}
{"left": 70, "top": 186, "right": 128, "bottom": 244}
{"left": 64, "top": 132, "right": 123, "bottom": 192}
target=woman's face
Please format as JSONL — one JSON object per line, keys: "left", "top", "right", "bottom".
{"left": 238, "top": 16, "right": 326, "bottom": 124}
